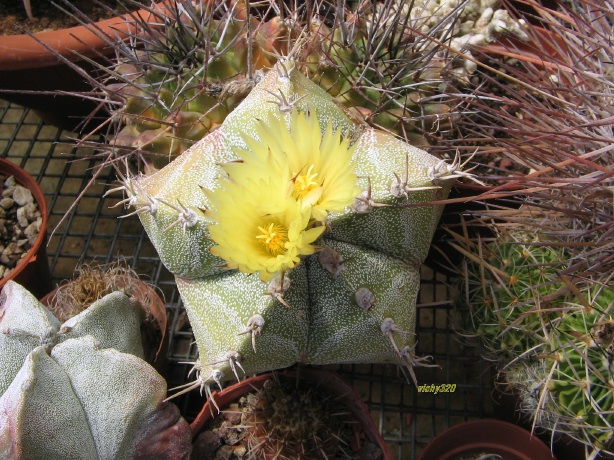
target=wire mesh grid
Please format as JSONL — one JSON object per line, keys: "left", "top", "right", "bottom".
{"left": 0, "top": 99, "right": 496, "bottom": 458}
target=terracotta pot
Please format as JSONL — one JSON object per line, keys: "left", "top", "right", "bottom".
{"left": 418, "top": 419, "right": 556, "bottom": 460}
{"left": 0, "top": 158, "right": 52, "bottom": 299}
{"left": 0, "top": 2, "right": 167, "bottom": 131}
{"left": 191, "top": 368, "right": 392, "bottom": 460}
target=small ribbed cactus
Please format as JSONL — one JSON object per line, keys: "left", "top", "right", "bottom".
{"left": 106, "top": 0, "right": 289, "bottom": 168}
{"left": 459, "top": 231, "right": 570, "bottom": 360}
{"left": 114, "top": 59, "right": 460, "bottom": 396}
{"left": 505, "top": 286, "right": 614, "bottom": 456}
{"left": 0, "top": 280, "right": 191, "bottom": 459}
{"left": 304, "top": 0, "right": 529, "bottom": 141}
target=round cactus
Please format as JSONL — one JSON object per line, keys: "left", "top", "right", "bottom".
{"left": 102, "top": 0, "right": 530, "bottom": 169}
{"left": 459, "top": 231, "right": 570, "bottom": 360}
{"left": 105, "top": 0, "right": 290, "bottom": 169}
{"left": 302, "top": 0, "right": 529, "bottom": 142}
{"left": 114, "top": 59, "right": 459, "bottom": 396}
{"left": 505, "top": 286, "right": 614, "bottom": 456}
{"left": 0, "top": 281, "right": 191, "bottom": 460}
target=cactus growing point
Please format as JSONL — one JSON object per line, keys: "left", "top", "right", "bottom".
{"left": 116, "top": 59, "right": 458, "bottom": 396}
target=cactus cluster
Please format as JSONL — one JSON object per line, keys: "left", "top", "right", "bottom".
{"left": 444, "top": 0, "right": 614, "bottom": 455}
{"left": 459, "top": 232, "right": 614, "bottom": 455}
{"left": 102, "top": 0, "right": 529, "bottom": 168}
{"left": 112, "top": 58, "right": 461, "bottom": 397}
{"left": 0, "top": 280, "right": 191, "bottom": 459}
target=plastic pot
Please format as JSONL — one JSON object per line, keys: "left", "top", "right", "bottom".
{"left": 191, "top": 368, "right": 391, "bottom": 460}
{"left": 418, "top": 419, "right": 556, "bottom": 460}
{"left": 0, "top": 158, "right": 52, "bottom": 299}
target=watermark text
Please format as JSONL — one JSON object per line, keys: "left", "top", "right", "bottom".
{"left": 417, "top": 383, "right": 456, "bottom": 394}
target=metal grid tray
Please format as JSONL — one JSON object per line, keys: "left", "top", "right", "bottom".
{"left": 0, "top": 99, "right": 496, "bottom": 458}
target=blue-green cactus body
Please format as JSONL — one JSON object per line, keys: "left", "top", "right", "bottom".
{"left": 0, "top": 281, "right": 191, "bottom": 460}
{"left": 124, "top": 59, "right": 455, "bottom": 388}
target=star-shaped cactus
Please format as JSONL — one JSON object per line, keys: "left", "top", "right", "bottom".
{"left": 117, "top": 59, "right": 458, "bottom": 395}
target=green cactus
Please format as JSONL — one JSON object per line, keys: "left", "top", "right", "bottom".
{"left": 113, "top": 59, "right": 459, "bottom": 396}
{"left": 0, "top": 280, "right": 191, "bottom": 459}
{"left": 102, "top": 0, "right": 530, "bottom": 168}
{"left": 302, "top": 0, "right": 529, "bottom": 142}
{"left": 106, "top": 0, "right": 289, "bottom": 169}
{"left": 459, "top": 231, "right": 570, "bottom": 360}
{"left": 505, "top": 286, "right": 614, "bottom": 456}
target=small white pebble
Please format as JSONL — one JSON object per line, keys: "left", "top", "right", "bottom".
{"left": 0, "top": 198, "right": 13, "bottom": 210}
{"left": 13, "top": 186, "right": 34, "bottom": 206}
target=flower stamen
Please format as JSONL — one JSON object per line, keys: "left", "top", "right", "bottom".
{"left": 293, "top": 164, "right": 319, "bottom": 199}
{"left": 256, "top": 222, "right": 288, "bottom": 255}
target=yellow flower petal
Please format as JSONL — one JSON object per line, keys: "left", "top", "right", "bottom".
{"left": 234, "top": 108, "right": 360, "bottom": 221}
{"left": 207, "top": 175, "right": 322, "bottom": 280}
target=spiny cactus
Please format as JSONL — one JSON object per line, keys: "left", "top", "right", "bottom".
{"left": 438, "top": 0, "right": 614, "bottom": 282}
{"left": 458, "top": 230, "right": 571, "bottom": 360}
{"left": 0, "top": 280, "right": 191, "bottom": 459}
{"left": 199, "top": 369, "right": 390, "bottom": 460}
{"left": 192, "top": 370, "right": 386, "bottom": 459}
{"left": 303, "top": 0, "right": 529, "bottom": 140}
{"left": 505, "top": 286, "right": 614, "bottom": 457}
{"left": 100, "top": 0, "right": 529, "bottom": 169}
{"left": 105, "top": 0, "right": 282, "bottom": 169}
{"left": 111, "top": 58, "right": 462, "bottom": 397}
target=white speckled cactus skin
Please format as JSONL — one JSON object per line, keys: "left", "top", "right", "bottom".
{"left": 119, "top": 59, "right": 456, "bottom": 391}
{"left": 0, "top": 281, "right": 191, "bottom": 460}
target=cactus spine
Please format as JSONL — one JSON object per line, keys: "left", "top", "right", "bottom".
{"left": 459, "top": 231, "right": 570, "bottom": 360}
{"left": 505, "top": 287, "right": 614, "bottom": 455}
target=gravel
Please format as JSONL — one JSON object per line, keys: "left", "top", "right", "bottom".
{"left": 0, "top": 175, "right": 42, "bottom": 279}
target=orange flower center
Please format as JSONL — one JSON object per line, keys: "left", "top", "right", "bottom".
{"left": 256, "top": 222, "right": 288, "bottom": 255}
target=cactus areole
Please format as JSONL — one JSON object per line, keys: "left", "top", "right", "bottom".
{"left": 118, "top": 59, "right": 457, "bottom": 394}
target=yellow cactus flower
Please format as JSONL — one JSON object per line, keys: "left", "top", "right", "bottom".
{"left": 234, "top": 108, "right": 361, "bottom": 222}
{"left": 206, "top": 175, "right": 325, "bottom": 281}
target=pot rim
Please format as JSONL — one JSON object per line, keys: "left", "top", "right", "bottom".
{"left": 0, "top": 157, "right": 49, "bottom": 294}
{"left": 0, "top": 2, "right": 169, "bottom": 71}
{"left": 417, "top": 418, "right": 556, "bottom": 460}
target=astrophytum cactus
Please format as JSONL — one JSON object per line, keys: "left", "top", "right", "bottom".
{"left": 0, "top": 280, "right": 191, "bottom": 460}
{"left": 115, "top": 58, "right": 460, "bottom": 396}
